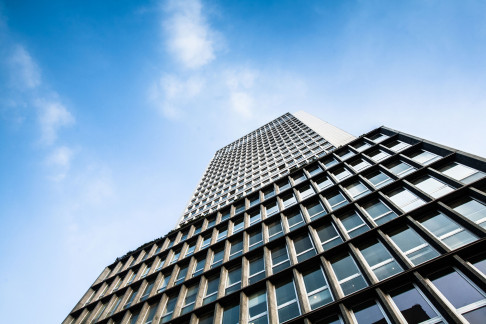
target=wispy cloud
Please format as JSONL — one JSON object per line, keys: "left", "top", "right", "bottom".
{"left": 8, "top": 45, "right": 41, "bottom": 89}
{"left": 163, "top": 0, "right": 218, "bottom": 69}
{"left": 46, "top": 146, "right": 74, "bottom": 181}
{"left": 35, "top": 97, "right": 75, "bottom": 146}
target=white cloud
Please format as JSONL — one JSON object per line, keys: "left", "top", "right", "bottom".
{"left": 164, "top": 0, "right": 217, "bottom": 69}
{"left": 46, "top": 146, "right": 74, "bottom": 181}
{"left": 9, "top": 45, "right": 41, "bottom": 89}
{"left": 35, "top": 98, "right": 75, "bottom": 145}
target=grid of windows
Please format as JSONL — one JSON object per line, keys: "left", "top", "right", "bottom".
{"left": 66, "top": 125, "right": 486, "bottom": 324}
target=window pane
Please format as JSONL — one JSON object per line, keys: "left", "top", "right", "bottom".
{"left": 360, "top": 240, "right": 402, "bottom": 280}
{"left": 368, "top": 133, "right": 389, "bottom": 143}
{"left": 364, "top": 170, "right": 393, "bottom": 189}
{"left": 272, "top": 246, "right": 290, "bottom": 273}
{"left": 316, "top": 222, "right": 343, "bottom": 250}
{"left": 248, "top": 290, "right": 268, "bottom": 322}
{"left": 287, "top": 210, "right": 305, "bottom": 230}
{"left": 367, "top": 149, "right": 390, "bottom": 162}
{"left": 222, "top": 304, "right": 240, "bottom": 324}
{"left": 249, "top": 229, "right": 263, "bottom": 250}
{"left": 420, "top": 211, "right": 477, "bottom": 249}
{"left": 326, "top": 191, "right": 348, "bottom": 210}
{"left": 349, "top": 159, "right": 371, "bottom": 172}
{"left": 314, "top": 176, "right": 333, "bottom": 191}
{"left": 298, "top": 184, "right": 315, "bottom": 199}
{"left": 332, "top": 167, "right": 352, "bottom": 181}
{"left": 352, "top": 300, "right": 389, "bottom": 324}
{"left": 386, "top": 160, "right": 416, "bottom": 177}
{"left": 389, "top": 227, "right": 439, "bottom": 265}
{"left": 450, "top": 197, "right": 486, "bottom": 229}
{"left": 275, "top": 280, "right": 300, "bottom": 323}
{"left": 249, "top": 210, "right": 262, "bottom": 225}
{"left": 282, "top": 193, "right": 297, "bottom": 208}
{"left": 362, "top": 200, "right": 398, "bottom": 225}
{"left": 268, "top": 220, "right": 283, "bottom": 240}
{"left": 407, "top": 150, "right": 440, "bottom": 165}
{"left": 430, "top": 269, "right": 485, "bottom": 309}
{"left": 302, "top": 267, "right": 333, "bottom": 309}
{"left": 331, "top": 254, "right": 368, "bottom": 295}
{"left": 412, "top": 176, "right": 454, "bottom": 198}
{"left": 345, "top": 181, "right": 370, "bottom": 200}
{"left": 384, "top": 139, "right": 410, "bottom": 152}
{"left": 203, "top": 276, "right": 219, "bottom": 304}
{"left": 249, "top": 257, "right": 266, "bottom": 284}
{"left": 226, "top": 267, "right": 241, "bottom": 294}
{"left": 387, "top": 187, "right": 425, "bottom": 212}
{"left": 438, "top": 162, "right": 486, "bottom": 184}
{"left": 293, "top": 234, "right": 316, "bottom": 262}
{"left": 339, "top": 210, "right": 370, "bottom": 238}
{"left": 390, "top": 284, "right": 439, "bottom": 323}
{"left": 265, "top": 201, "right": 279, "bottom": 217}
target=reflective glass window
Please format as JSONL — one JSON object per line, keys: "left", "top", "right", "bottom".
{"left": 362, "top": 200, "right": 398, "bottom": 225}
{"left": 293, "top": 234, "right": 316, "bottom": 262}
{"left": 387, "top": 187, "right": 425, "bottom": 212}
{"left": 450, "top": 197, "right": 486, "bottom": 229}
{"left": 438, "top": 162, "right": 486, "bottom": 184}
{"left": 275, "top": 280, "right": 301, "bottom": 323}
{"left": 316, "top": 222, "right": 343, "bottom": 250}
{"left": 359, "top": 240, "right": 403, "bottom": 280}
{"left": 331, "top": 254, "right": 368, "bottom": 295}
{"left": 389, "top": 226, "right": 439, "bottom": 265}
{"left": 339, "top": 210, "right": 370, "bottom": 238}
{"left": 364, "top": 170, "right": 393, "bottom": 189}
{"left": 412, "top": 175, "right": 454, "bottom": 198}
{"left": 302, "top": 266, "right": 333, "bottom": 309}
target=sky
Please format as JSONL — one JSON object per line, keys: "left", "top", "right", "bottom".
{"left": 0, "top": 0, "right": 485, "bottom": 322}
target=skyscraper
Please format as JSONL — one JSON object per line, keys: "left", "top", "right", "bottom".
{"left": 64, "top": 112, "right": 486, "bottom": 324}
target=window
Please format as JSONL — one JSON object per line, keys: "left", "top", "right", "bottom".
{"left": 185, "top": 242, "right": 196, "bottom": 257}
{"left": 314, "top": 175, "right": 333, "bottom": 191}
{"left": 248, "top": 209, "right": 262, "bottom": 226}
{"left": 368, "top": 132, "right": 389, "bottom": 143}
{"left": 268, "top": 220, "right": 284, "bottom": 241}
{"left": 359, "top": 240, "right": 402, "bottom": 280}
{"left": 352, "top": 300, "right": 390, "bottom": 324}
{"left": 349, "top": 159, "right": 371, "bottom": 172}
{"left": 201, "top": 234, "right": 212, "bottom": 250}
{"left": 293, "top": 234, "right": 316, "bottom": 262}
{"left": 412, "top": 175, "right": 454, "bottom": 198}
{"left": 389, "top": 284, "right": 442, "bottom": 324}
{"left": 198, "top": 312, "right": 214, "bottom": 324}
{"left": 263, "top": 187, "right": 275, "bottom": 200}
{"left": 175, "top": 265, "right": 189, "bottom": 285}
{"left": 232, "top": 217, "right": 244, "bottom": 234}
{"left": 302, "top": 266, "right": 333, "bottom": 310}
{"left": 143, "top": 304, "right": 157, "bottom": 324}
{"left": 248, "top": 290, "right": 268, "bottom": 324}
{"left": 124, "top": 287, "right": 139, "bottom": 309}
{"left": 207, "top": 216, "right": 216, "bottom": 229}
{"left": 306, "top": 165, "right": 323, "bottom": 177}
{"left": 229, "top": 238, "right": 243, "bottom": 259}
{"left": 366, "top": 149, "right": 390, "bottom": 162}
{"left": 278, "top": 179, "right": 291, "bottom": 192}
{"left": 154, "top": 245, "right": 163, "bottom": 255}
{"left": 344, "top": 181, "right": 370, "bottom": 200}
{"left": 180, "top": 231, "right": 189, "bottom": 243}
{"left": 193, "top": 223, "right": 203, "bottom": 235}
{"left": 92, "top": 303, "right": 107, "bottom": 323}
{"left": 385, "top": 160, "right": 416, "bottom": 177}
{"left": 170, "top": 249, "right": 181, "bottom": 264}
{"left": 297, "top": 184, "right": 315, "bottom": 200}
{"left": 193, "top": 257, "right": 206, "bottom": 277}
{"left": 419, "top": 211, "right": 477, "bottom": 249}
{"left": 203, "top": 276, "right": 219, "bottom": 304}
{"left": 361, "top": 200, "right": 398, "bottom": 225}
{"left": 222, "top": 304, "right": 240, "bottom": 324}
{"left": 108, "top": 295, "right": 122, "bottom": 316}
{"left": 211, "top": 248, "right": 224, "bottom": 268}
{"left": 160, "top": 295, "right": 177, "bottom": 323}
{"left": 286, "top": 210, "right": 305, "bottom": 231}
{"left": 181, "top": 284, "right": 198, "bottom": 314}
{"left": 234, "top": 202, "right": 245, "bottom": 215}
{"left": 407, "top": 150, "right": 441, "bottom": 165}
{"left": 129, "top": 310, "right": 140, "bottom": 324}
{"left": 384, "top": 139, "right": 410, "bottom": 152}
{"left": 271, "top": 245, "right": 290, "bottom": 273}
{"left": 324, "top": 191, "right": 348, "bottom": 211}
{"left": 364, "top": 170, "right": 393, "bottom": 189}
{"left": 157, "top": 275, "right": 171, "bottom": 293}
{"left": 352, "top": 141, "right": 372, "bottom": 152}
{"left": 322, "top": 157, "right": 338, "bottom": 168}
{"left": 471, "top": 255, "right": 486, "bottom": 276}
{"left": 249, "top": 195, "right": 260, "bottom": 208}
{"left": 450, "top": 197, "right": 486, "bottom": 229}
{"left": 316, "top": 222, "right": 343, "bottom": 250}
{"left": 430, "top": 269, "right": 486, "bottom": 322}
{"left": 155, "top": 258, "right": 165, "bottom": 271}
{"left": 387, "top": 187, "right": 425, "bottom": 212}
{"left": 292, "top": 171, "right": 307, "bottom": 184}
{"left": 339, "top": 210, "right": 370, "bottom": 238}
{"left": 217, "top": 225, "right": 228, "bottom": 242}
{"left": 331, "top": 167, "right": 352, "bottom": 181}
{"left": 249, "top": 256, "right": 266, "bottom": 284}
{"left": 140, "top": 280, "right": 155, "bottom": 302}
{"left": 304, "top": 200, "right": 327, "bottom": 220}
{"left": 265, "top": 200, "right": 280, "bottom": 217}
{"left": 336, "top": 149, "right": 354, "bottom": 161}
{"left": 249, "top": 229, "right": 263, "bottom": 250}
{"left": 437, "top": 162, "right": 486, "bottom": 184}
{"left": 275, "top": 280, "right": 301, "bottom": 323}
{"left": 112, "top": 278, "right": 122, "bottom": 292}
{"left": 281, "top": 193, "right": 297, "bottom": 208}
{"left": 330, "top": 253, "right": 368, "bottom": 295}
{"left": 225, "top": 267, "right": 242, "bottom": 294}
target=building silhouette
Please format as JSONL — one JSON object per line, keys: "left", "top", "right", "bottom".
{"left": 63, "top": 112, "right": 486, "bottom": 324}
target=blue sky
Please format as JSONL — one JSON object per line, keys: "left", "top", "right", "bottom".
{"left": 0, "top": 0, "right": 485, "bottom": 322}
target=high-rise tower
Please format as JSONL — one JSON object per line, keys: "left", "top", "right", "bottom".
{"left": 64, "top": 112, "right": 486, "bottom": 324}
